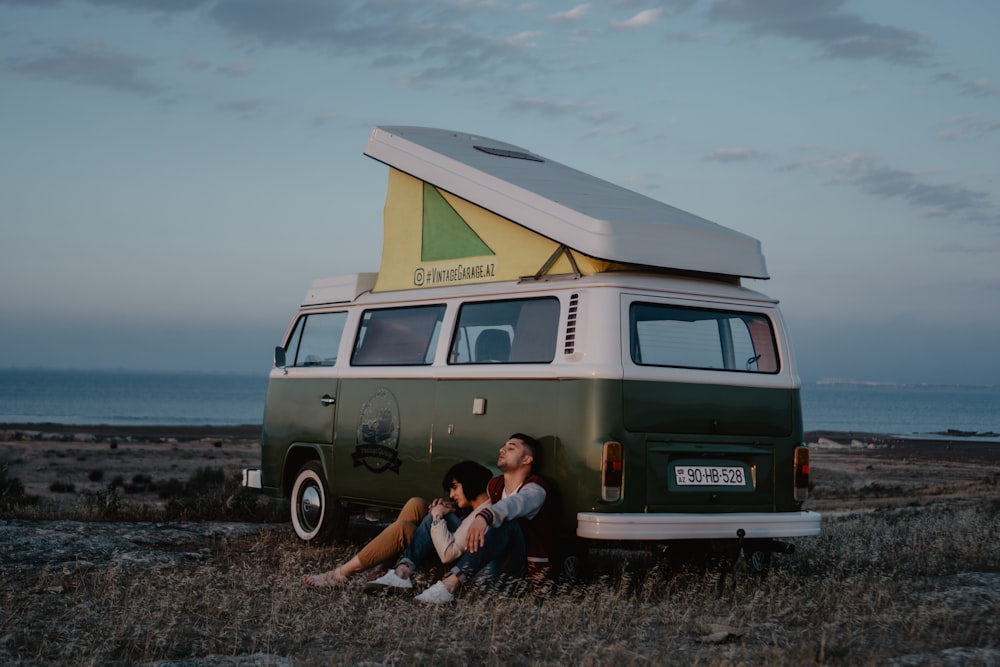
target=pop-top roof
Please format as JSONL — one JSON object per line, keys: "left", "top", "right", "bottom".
{"left": 364, "top": 126, "right": 768, "bottom": 280}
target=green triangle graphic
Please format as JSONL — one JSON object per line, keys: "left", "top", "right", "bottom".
{"left": 421, "top": 182, "right": 494, "bottom": 261}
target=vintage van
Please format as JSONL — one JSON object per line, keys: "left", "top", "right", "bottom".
{"left": 243, "top": 126, "right": 820, "bottom": 569}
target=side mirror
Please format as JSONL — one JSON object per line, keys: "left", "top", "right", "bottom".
{"left": 274, "top": 346, "right": 287, "bottom": 368}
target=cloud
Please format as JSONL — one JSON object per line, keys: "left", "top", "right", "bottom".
{"left": 829, "top": 154, "right": 999, "bottom": 225}
{"left": 0, "top": 0, "right": 211, "bottom": 10}
{"left": 87, "top": 0, "right": 210, "bottom": 10}
{"left": 184, "top": 57, "right": 210, "bottom": 71}
{"left": 665, "top": 30, "right": 710, "bottom": 43}
{"left": 549, "top": 3, "right": 590, "bottom": 23}
{"left": 0, "top": 0, "right": 62, "bottom": 6}
{"left": 508, "top": 96, "right": 596, "bottom": 118}
{"left": 613, "top": 0, "right": 697, "bottom": 12}
{"left": 611, "top": 123, "right": 638, "bottom": 135}
{"left": 205, "top": 0, "right": 539, "bottom": 86}
{"left": 216, "top": 60, "right": 253, "bottom": 77}
{"left": 707, "top": 0, "right": 932, "bottom": 66}
{"left": 936, "top": 114, "right": 992, "bottom": 142}
{"left": 449, "top": 0, "right": 502, "bottom": 9}
{"left": 209, "top": 0, "right": 345, "bottom": 46}
{"left": 9, "top": 42, "right": 160, "bottom": 95}
{"left": 372, "top": 53, "right": 413, "bottom": 68}
{"left": 218, "top": 98, "right": 262, "bottom": 116}
{"left": 311, "top": 112, "right": 340, "bottom": 126}
{"left": 504, "top": 31, "right": 540, "bottom": 49}
{"left": 934, "top": 71, "right": 999, "bottom": 98}
{"left": 612, "top": 8, "right": 663, "bottom": 30}
{"left": 506, "top": 96, "right": 623, "bottom": 128}
{"left": 961, "top": 79, "right": 999, "bottom": 96}
{"left": 705, "top": 147, "right": 768, "bottom": 163}
{"left": 7, "top": 0, "right": 544, "bottom": 87}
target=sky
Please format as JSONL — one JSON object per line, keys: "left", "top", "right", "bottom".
{"left": 1, "top": 0, "right": 998, "bottom": 386}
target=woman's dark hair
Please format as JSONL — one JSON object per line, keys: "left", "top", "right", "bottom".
{"left": 441, "top": 460, "right": 493, "bottom": 498}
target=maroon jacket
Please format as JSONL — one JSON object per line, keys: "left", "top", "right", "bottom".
{"left": 479, "top": 473, "right": 558, "bottom": 581}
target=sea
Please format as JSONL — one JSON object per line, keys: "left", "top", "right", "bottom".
{"left": 0, "top": 369, "right": 997, "bottom": 440}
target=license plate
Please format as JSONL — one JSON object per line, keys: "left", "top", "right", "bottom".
{"left": 674, "top": 465, "right": 747, "bottom": 487}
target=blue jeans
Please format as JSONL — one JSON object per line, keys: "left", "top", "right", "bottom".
{"left": 450, "top": 520, "right": 526, "bottom": 587}
{"left": 398, "top": 511, "right": 462, "bottom": 570}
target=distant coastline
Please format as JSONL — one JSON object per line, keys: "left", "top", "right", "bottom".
{"left": 0, "top": 423, "right": 262, "bottom": 442}
{"left": 3, "top": 423, "right": 999, "bottom": 454}
{"left": 813, "top": 377, "right": 998, "bottom": 389}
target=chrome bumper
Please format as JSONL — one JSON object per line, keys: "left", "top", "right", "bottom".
{"left": 577, "top": 510, "right": 821, "bottom": 541}
{"left": 241, "top": 468, "right": 262, "bottom": 489}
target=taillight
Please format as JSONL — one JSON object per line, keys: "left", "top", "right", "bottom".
{"left": 602, "top": 441, "right": 622, "bottom": 502}
{"left": 794, "top": 446, "right": 810, "bottom": 501}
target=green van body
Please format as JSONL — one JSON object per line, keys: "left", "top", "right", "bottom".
{"left": 246, "top": 273, "right": 819, "bottom": 558}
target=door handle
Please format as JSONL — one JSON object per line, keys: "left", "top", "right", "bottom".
{"left": 320, "top": 395, "right": 336, "bottom": 406}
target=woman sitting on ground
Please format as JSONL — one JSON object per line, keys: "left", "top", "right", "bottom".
{"left": 303, "top": 460, "right": 492, "bottom": 588}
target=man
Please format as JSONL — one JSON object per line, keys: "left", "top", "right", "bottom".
{"left": 415, "top": 433, "right": 557, "bottom": 604}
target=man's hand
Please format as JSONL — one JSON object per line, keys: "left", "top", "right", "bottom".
{"left": 465, "top": 514, "right": 489, "bottom": 553}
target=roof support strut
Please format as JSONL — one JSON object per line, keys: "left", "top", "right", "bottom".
{"left": 529, "top": 244, "right": 581, "bottom": 280}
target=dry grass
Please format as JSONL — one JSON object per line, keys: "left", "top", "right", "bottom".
{"left": 2, "top": 499, "right": 999, "bottom": 666}
{"left": 3, "top": 440, "right": 1000, "bottom": 666}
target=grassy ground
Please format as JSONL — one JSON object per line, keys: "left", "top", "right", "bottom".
{"left": 2, "top": 500, "right": 999, "bottom": 666}
{"left": 2, "top": 434, "right": 999, "bottom": 665}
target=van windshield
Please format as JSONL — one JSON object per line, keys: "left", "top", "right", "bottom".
{"left": 630, "top": 303, "right": 778, "bottom": 373}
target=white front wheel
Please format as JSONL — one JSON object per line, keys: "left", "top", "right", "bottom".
{"left": 290, "top": 461, "right": 332, "bottom": 541}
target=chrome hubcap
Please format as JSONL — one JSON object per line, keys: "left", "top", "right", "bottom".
{"left": 300, "top": 485, "right": 321, "bottom": 529}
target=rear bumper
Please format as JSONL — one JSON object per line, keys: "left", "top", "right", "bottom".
{"left": 242, "top": 468, "right": 262, "bottom": 489}
{"left": 577, "top": 510, "right": 821, "bottom": 541}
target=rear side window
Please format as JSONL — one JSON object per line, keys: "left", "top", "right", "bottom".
{"left": 285, "top": 312, "right": 348, "bottom": 367}
{"left": 450, "top": 297, "right": 560, "bottom": 364}
{"left": 630, "top": 303, "right": 779, "bottom": 373}
{"left": 352, "top": 304, "right": 446, "bottom": 366}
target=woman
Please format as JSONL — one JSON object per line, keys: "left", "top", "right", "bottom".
{"left": 303, "top": 460, "right": 492, "bottom": 588}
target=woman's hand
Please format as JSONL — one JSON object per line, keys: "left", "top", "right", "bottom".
{"left": 429, "top": 498, "right": 455, "bottom": 520}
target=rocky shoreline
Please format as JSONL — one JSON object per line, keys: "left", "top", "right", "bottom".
{"left": 0, "top": 423, "right": 261, "bottom": 444}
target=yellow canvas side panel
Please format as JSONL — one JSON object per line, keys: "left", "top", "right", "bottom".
{"left": 375, "top": 170, "right": 616, "bottom": 292}
{"left": 377, "top": 169, "right": 424, "bottom": 282}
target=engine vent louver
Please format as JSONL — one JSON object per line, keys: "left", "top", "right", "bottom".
{"left": 564, "top": 293, "right": 579, "bottom": 355}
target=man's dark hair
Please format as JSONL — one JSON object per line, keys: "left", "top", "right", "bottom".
{"left": 441, "top": 460, "right": 493, "bottom": 498}
{"left": 509, "top": 432, "right": 542, "bottom": 471}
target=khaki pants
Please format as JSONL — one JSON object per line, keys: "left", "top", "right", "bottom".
{"left": 355, "top": 497, "right": 428, "bottom": 569}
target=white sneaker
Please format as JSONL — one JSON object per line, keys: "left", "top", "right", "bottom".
{"left": 415, "top": 580, "right": 455, "bottom": 604}
{"left": 364, "top": 570, "right": 413, "bottom": 592}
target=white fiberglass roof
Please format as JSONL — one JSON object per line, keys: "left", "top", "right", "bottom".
{"left": 364, "top": 126, "right": 768, "bottom": 279}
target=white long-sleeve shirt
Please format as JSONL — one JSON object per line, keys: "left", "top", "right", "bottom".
{"left": 476, "top": 480, "right": 546, "bottom": 528}
{"left": 429, "top": 499, "right": 492, "bottom": 563}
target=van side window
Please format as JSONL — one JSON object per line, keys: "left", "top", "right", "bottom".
{"left": 352, "top": 304, "right": 446, "bottom": 366}
{"left": 630, "top": 303, "right": 779, "bottom": 373}
{"left": 285, "top": 312, "right": 347, "bottom": 367}
{"left": 449, "top": 297, "right": 559, "bottom": 364}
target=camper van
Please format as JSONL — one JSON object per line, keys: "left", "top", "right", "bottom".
{"left": 243, "top": 126, "right": 820, "bottom": 569}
